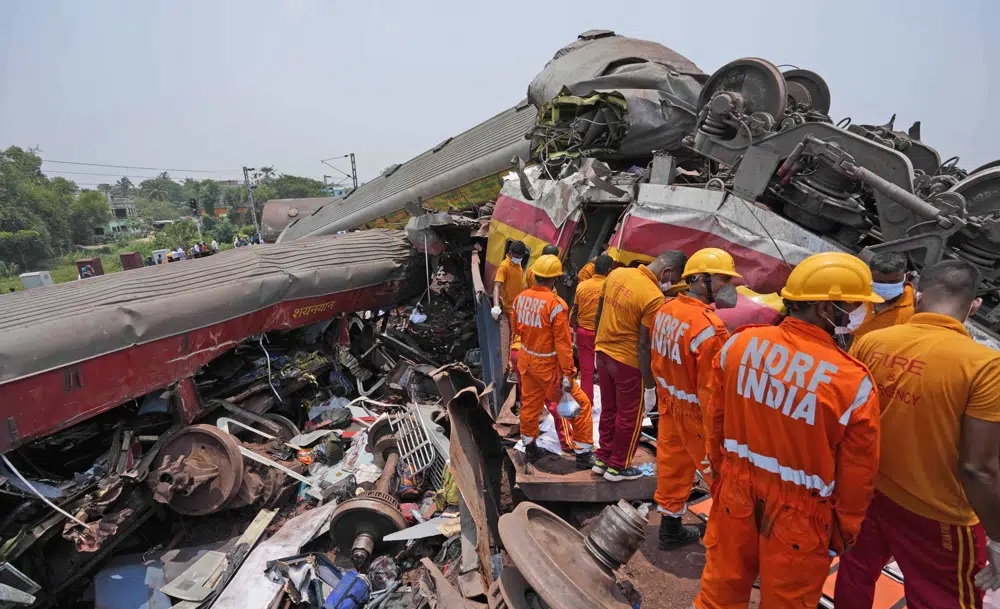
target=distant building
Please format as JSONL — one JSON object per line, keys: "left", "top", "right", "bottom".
{"left": 95, "top": 195, "right": 139, "bottom": 237}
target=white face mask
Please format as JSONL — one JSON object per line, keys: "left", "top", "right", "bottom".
{"left": 511, "top": 257, "right": 522, "bottom": 264}
{"left": 847, "top": 305, "right": 867, "bottom": 331}
{"left": 660, "top": 281, "right": 672, "bottom": 293}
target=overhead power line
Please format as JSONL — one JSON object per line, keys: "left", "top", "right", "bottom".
{"left": 41, "top": 158, "right": 243, "bottom": 174}
{"left": 45, "top": 169, "right": 238, "bottom": 181}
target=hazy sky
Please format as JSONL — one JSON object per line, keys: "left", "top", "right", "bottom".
{"left": 1, "top": 0, "right": 997, "bottom": 187}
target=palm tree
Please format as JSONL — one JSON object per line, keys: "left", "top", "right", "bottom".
{"left": 115, "top": 177, "right": 133, "bottom": 197}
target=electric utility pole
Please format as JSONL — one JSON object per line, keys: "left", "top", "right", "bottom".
{"left": 320, "top": 153, "right": 358, "bottom": 191}
{"left": 242, "top": 166, "right": 261, "bottom": 236}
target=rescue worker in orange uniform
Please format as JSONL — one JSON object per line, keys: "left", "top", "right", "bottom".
{"left": 593, "top": 251, "right": 686, "bottom": 482}
{"left": 835, "top": 260, "right": 1000, "bottom": 608}
{"left": 852, "top": 251, "right": 915, "bottom": 339}
{"left": 492, "top": 241, "right": 527, "bottom": 376}
{"left": 525, "top": 244, "right": 560, "bottom": 288}
{"left": 651, "top": 248, "right": 740, "bottom": 550}
{"left": 696, "top": 252, "right": 882, "bottom": 609}
{"left": 571, "top": 253, "right": 613, "bottom": 405}
{"left": 512, "top": 255, "right": 595, "bottom": 467}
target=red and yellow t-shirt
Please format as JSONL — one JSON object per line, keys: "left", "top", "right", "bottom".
{"left": 573, "top": 274, "right": 606, "bottom": 331}
{"left": 494, "top": 256, "right": 525, "bottom": 315}
{"left": 853, "top": 283, "right": 915, "bottom": 340}
{"left": 851, "top": 313, "right": 1000, "bottom": 525}
{"left": 594, "top": 265, "right": 664, "bottom": 369}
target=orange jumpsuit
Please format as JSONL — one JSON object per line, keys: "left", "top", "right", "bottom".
{"left": 512, "top": 285, "right": 594, "bottom": 450}
{"left": 650, "top": 294, "right": 729, "bottom": 516}
{"left": 696, "top": 317, "right": 880, "bottom": 609}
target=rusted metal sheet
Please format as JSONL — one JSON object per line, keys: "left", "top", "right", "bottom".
{"left": 470, "top": 247, "right": 504, "bottom": 417}
{"left": 432, "top": 363, "right": 503, "bottom": 595}
{"left": 419, "top": 558, "right": 488, "bottom": 609}
{"left": 506, "top": 445, "right": 657, "bottom": 503}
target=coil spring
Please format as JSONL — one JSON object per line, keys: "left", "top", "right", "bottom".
{"left": 700, "top": 114, "right": 730, "bottom": 137}
{"left": 800, "top": 163, "right": 854, "bottom": 201}
{"left": 954, "top": 240, "right": 1000, "bottom": 268}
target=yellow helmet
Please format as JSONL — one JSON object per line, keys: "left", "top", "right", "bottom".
{"left": 682, "top": 248, "right": 742, "bottom": 279}
{"left": 780, "top": 253, "right": 884, "bottom": 303}
{"left": 532, "top": 254, "right": 563, "bottom": 279}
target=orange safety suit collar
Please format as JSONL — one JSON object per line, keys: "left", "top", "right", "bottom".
{"left": 779, "top": 315, "right": 840, "bottom": 349}
{"left": 637, "top": 264, "right": 658, "bottom": 286}
{"left": 904, "top": 311, "right": 969, "bottom": 336}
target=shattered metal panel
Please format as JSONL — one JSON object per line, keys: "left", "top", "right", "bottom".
{"left": 471, "top": 249, "right": 504, "bottom": 417}
{"left": 277, "top": 104, "right": 537, "bottom": 241}
{"left": 432, "top": 364, "right": 503, "bottom": 594}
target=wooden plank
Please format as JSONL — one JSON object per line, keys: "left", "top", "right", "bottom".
{"left": 509, "top": 444, "right": 657, "bottom": 503}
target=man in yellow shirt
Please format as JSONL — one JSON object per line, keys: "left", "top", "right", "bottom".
{"left": 835, "top": 260, "right": 1000, "bottom": 608}
{"left": 592, "top": 250, "right": 686, "bottom": 482}
{"left": 492, "top": 241, "right": 527, "bottom": 376}
{"left": 571, "top": 253, "right": 612, "bottom": 404}
{"left": 852, "top": 251, "right": 915, "bottom": 339}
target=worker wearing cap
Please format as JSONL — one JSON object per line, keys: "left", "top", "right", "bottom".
{"left": 696, "top": 252, "right": 882, "bottom": 609}
{"left": 852, "top": 251, "right": 915, "bottom": 340}
{"left": 493, "top": 241, "right": 528, "bottom": 376}
{"left": 834, "top": 260, "right": 1000, "bottom": 609}
{"left": 572, "top": 253, "right": 613, "bottom": 404}
{"left": 592, "top": 251, "right": 686, "bottom": 482}
{"left": 512, "top": 254, "right": 595, "bottom": 467}
{"left": 525, "top": 244, "right": 560, "bottom": 289}
{"left": 652, "top": 248, "right": 739, "bottom": 550}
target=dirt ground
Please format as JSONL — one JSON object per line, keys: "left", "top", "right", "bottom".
{"left": 617, "top": 511, "right": 761, "bottom": 609}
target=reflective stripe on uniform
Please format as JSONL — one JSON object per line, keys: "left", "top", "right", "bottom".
{"left": 657, "top": 376, "right": 699, "bottom": 404}
{"left": 719, "top": 332, "right": 741, "bottom": 370}
{"left": 549, "top": 303, "right": 564, "bottom": 321}
{"left": 521, "top": 347, "right": 557, "bottom": 357}
{"left": 838, "top": 375, "right": 874, "bottom": 426}
{"left": 689, "top": 325, "right": 716, "bottom": 354}
{"left": 723, "top": 438, "right": 835, "bottom": 497}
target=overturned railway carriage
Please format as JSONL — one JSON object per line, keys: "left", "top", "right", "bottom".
{"left": 0, "top": 229, "right": 425, "bottom": 454}
{"left": 485, "top": 51, "right": 1000, "bottom": 348}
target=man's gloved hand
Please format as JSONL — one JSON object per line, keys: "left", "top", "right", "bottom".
{"left": 643, "top": 387, "right": 658, "bottom": 414}
{"left": 490, "top": 306, "right": 502, "bottom": 320}
{"left": 976, "top": 539, "right": 1000, "bottom": 591}
{"left": 562, "top": 376, "right": 573, "bottom": 392}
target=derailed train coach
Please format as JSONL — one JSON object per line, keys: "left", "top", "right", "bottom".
{"left": 482, "top": 33, "right": 1000, "bottom": 349}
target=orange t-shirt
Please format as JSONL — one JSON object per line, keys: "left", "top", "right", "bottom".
{"left": 494, "top": 256, "right": 524, "bottom": 315}
{"left": 573, "top": 274, "right": 606, "bottom": 331}
{"left": 853, "top": 283, "right": 915, "bottom": 340}
{"left": 709, "top": 317, "right": 880, "bottom": 546}
{"left": 577, "top": 261, "right": 596, "bottom": 283}
{"left": 650, "top": 294, "right": 729, "bottom": 414}
{"left": 851, "top": 313, "right": 1000, "bottom": 525}
{"left": 595, "top": 265, "right": 665, "bottom": 369}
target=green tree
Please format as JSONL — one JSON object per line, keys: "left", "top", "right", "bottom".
{"left": 69, "top": 190, "right": 112, "bottom": 244}
{"left": 211, "top": 217, "right": 236, "bottom": 244}
{"left": 115, "top": 177, "right": 133, "bottom": 197}
{"left": 135, "top": 197, "right": 181, "bottom": 221}
{"left": 198, "top": 180, "right": 221, "bottom": 218}
{"left": 153, "top": 218, "right": 199, "bottom": 250}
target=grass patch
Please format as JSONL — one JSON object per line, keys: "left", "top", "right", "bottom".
{"left": 2, "top": 240, "right": 234, "bottom": 292}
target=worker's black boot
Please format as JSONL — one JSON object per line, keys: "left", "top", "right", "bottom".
{"left": 658, "top": 515, "right": 701, "bottom": 550}
{"left": 524, "top": 442, "right": 542, "bottom": 464}
{"left": 575, "top": 451, "right": 596, "bottom": 470}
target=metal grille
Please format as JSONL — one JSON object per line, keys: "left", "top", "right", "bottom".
{"left": 389, "top": 409, "right": 437, "bottom": 485}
